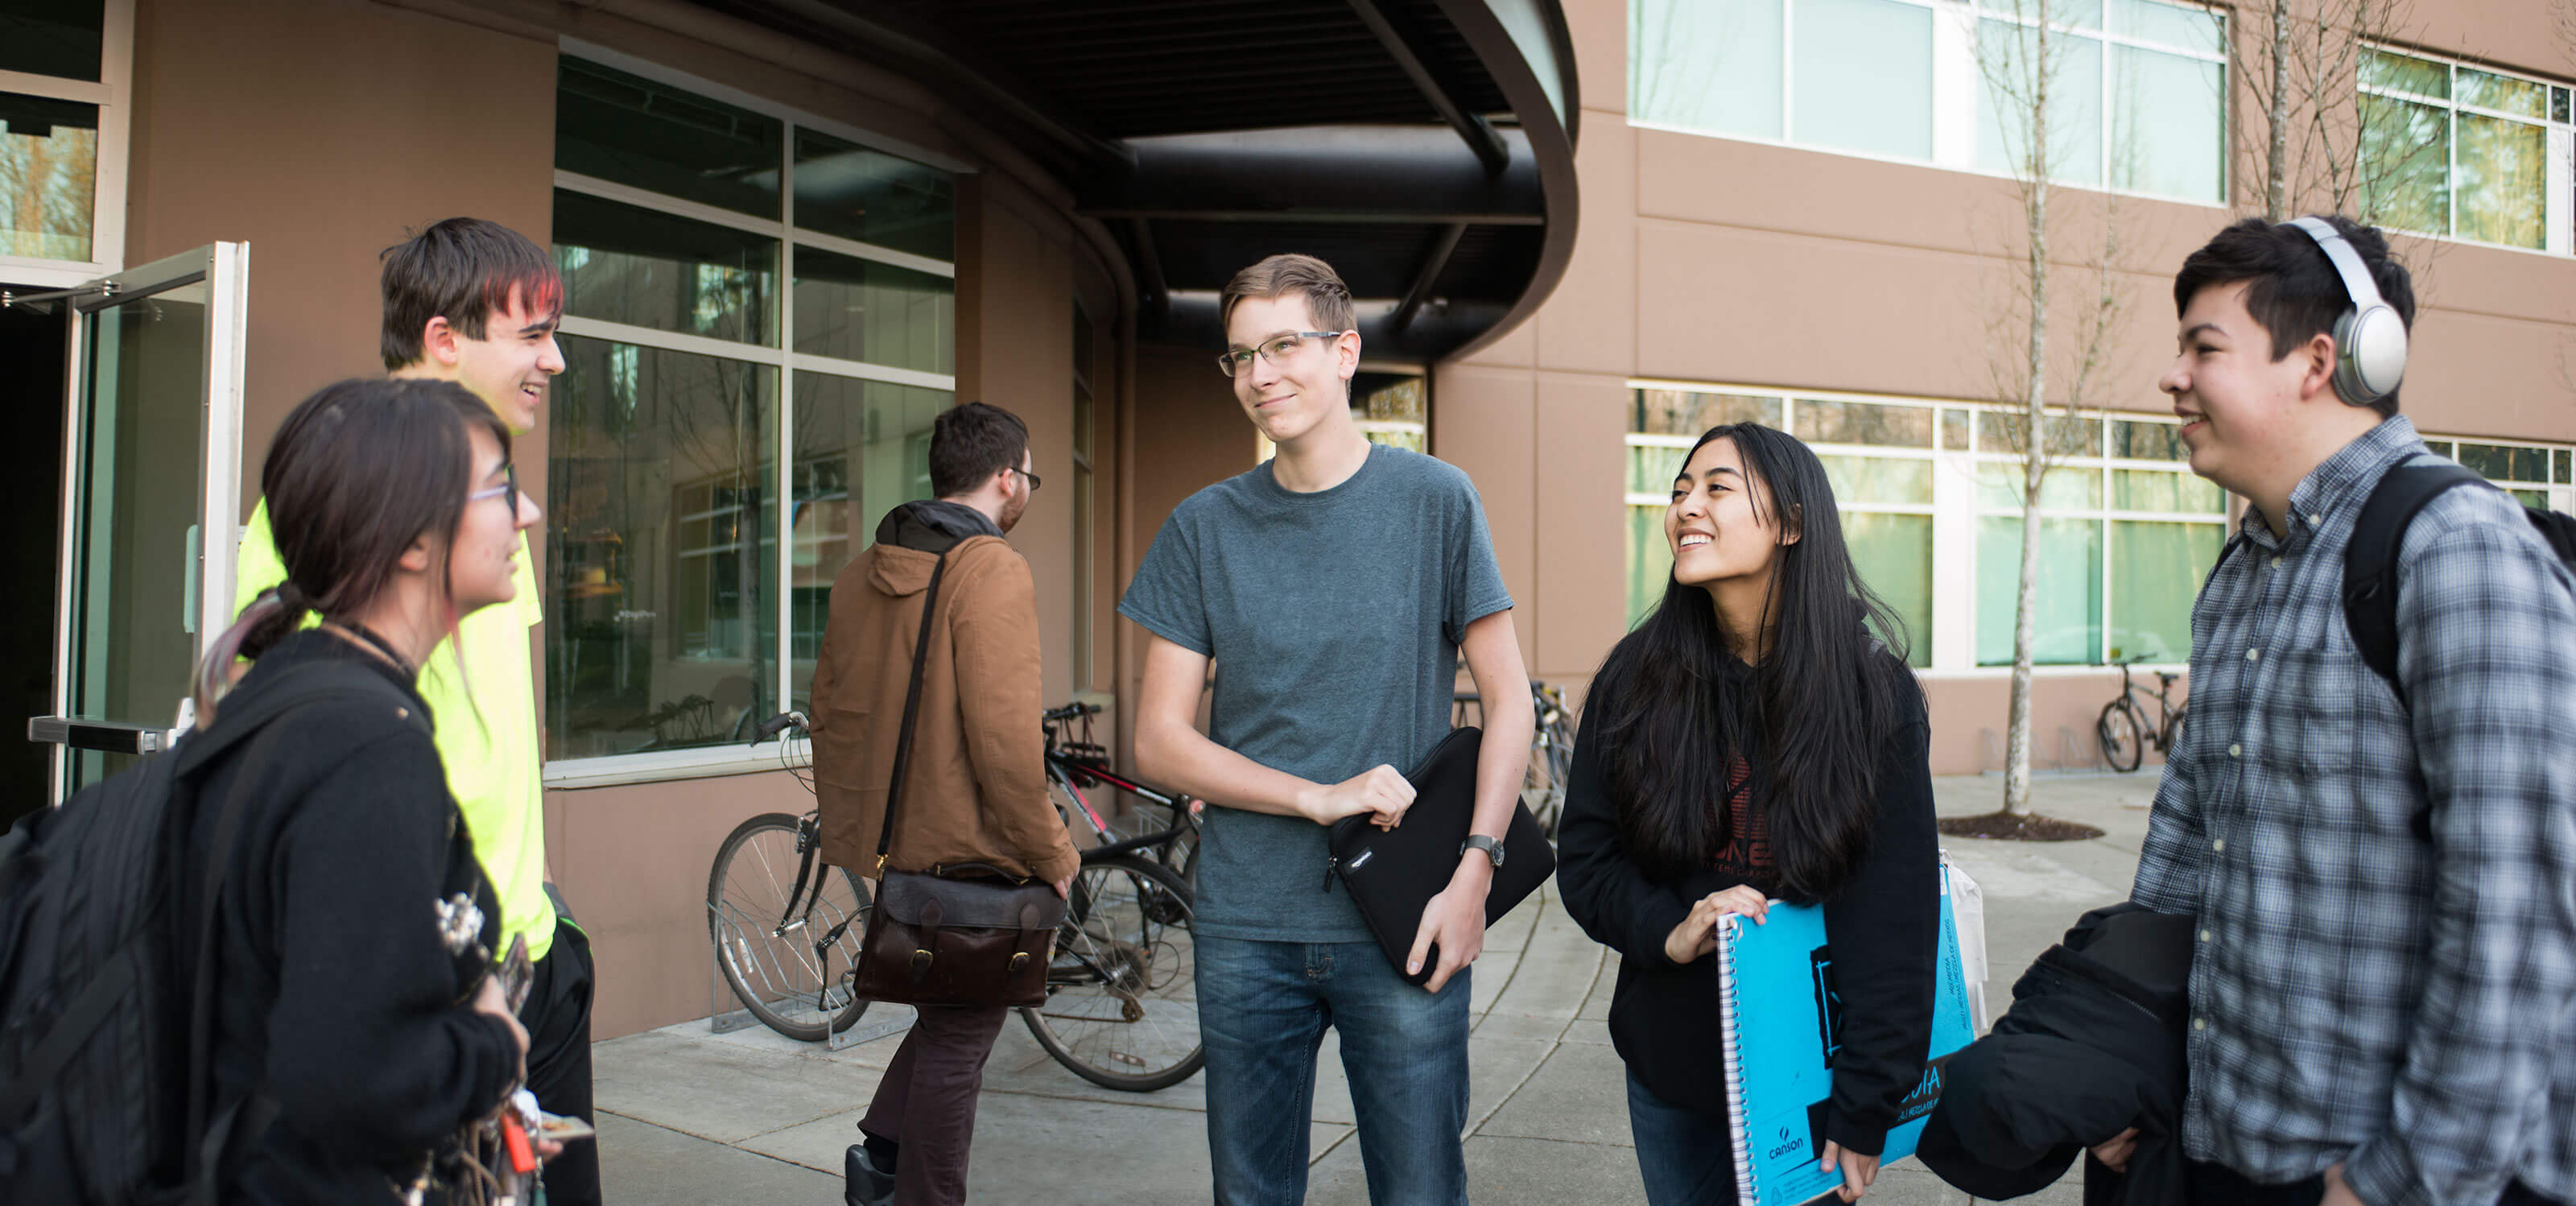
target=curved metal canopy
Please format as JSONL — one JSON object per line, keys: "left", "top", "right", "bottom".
{"left": 691, "top": 0, "right": 1581, "bottom": 363}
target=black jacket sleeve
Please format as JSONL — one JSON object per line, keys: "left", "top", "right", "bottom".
{"left": 262, "top": 729, "right": 522, "bottom": 1162}
{"left": 1555, "top": 712, "right": 1691, "bottom": 969}
{"left": 1817, "top": 703, "right": 1940, "bottom": 1157}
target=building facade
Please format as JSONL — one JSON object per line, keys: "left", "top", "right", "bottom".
{"left": 7, "top": 0, "right": 2571, "bottom": 1038}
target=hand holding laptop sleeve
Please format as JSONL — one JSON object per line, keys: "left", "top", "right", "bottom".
{"left": 1325, "top": 726, "right": 1555, "bottom": 986}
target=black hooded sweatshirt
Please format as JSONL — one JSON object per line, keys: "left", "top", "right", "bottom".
{"left": 1555, "top": 654, "right": 1939, "bottom": 1160}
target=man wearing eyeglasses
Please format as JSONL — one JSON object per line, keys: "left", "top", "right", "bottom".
{"left": 1121, "top": 254, "right": 1534, "bottom": 1205}
{"left": 233, "top": 218, "right": 599, "bottom": 1205}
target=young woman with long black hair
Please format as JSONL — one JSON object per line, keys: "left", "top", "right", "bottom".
{"left": 1557, "top": 423, "right": 1938, "bottom": 1205}
{"left": 180, "top": 377, "right": 548, "bottom": 1204}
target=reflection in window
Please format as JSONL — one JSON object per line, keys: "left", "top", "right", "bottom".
{"left": 1633, "top": 388, "right": 1780, "bottom": 435}
{"left": 785, "top": 375, "right": 944, "bottom": 674}
{"left": 556, "top": 57, "right": 781, "bottom": 218}
{"left": 791, "top": 247, "right": 953, "bottom": 372}
{"left": 547, "top": 335, "right": 777, "bottom": 758}
{"left": 554, "top": 190, "right": 776, "bottom": 345}
{"left": 1, "top": 93, "right": 98, "bottom": 260}
{"left": 1978, "top": 517, "right": 2101, "bottom": 664}
{"left": 2107, "top": 521, "right": 2221, "bottom": 662}
{"left": 2360, "top": 46, "right": 2568, "bottom": 251}
{"left": 1798, "top": 0, "right": 1934, "bottom": 159}
{"left": 1354, "top": 376, "right": 1428, "bottom": 452}
{"left": 794, "top": 128, "right": 956, "bottom": 259}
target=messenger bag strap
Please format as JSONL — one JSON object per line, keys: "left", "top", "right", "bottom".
{"left": 875, "top": 551, "right": 952, "bottom": 866}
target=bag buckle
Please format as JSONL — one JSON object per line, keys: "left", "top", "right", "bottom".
{"left": 909, "top": 948, "right": 935, "bottom": 982}
{"left": 1009, "top": 952, "right": 1030, "bottom": 973}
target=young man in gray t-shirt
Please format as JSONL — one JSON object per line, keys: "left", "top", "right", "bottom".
{"left": 1120, "top": 254, "right": 1533, "bottom": 1205}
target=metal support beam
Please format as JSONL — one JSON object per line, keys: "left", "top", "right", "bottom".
{"left": 1386, "top": 223, "right": 1468, "bottom": 333}
{"left": 1080, "top": 126, "right": 1542, "bottom": 226}
{"left": 1344, "top": 0, "right": 1511, "bottom": 176}
{"left": 1128, "top": 217, "right": 1169, "bottom": 315}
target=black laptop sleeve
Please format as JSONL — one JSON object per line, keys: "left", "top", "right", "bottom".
{"left": 1326, "top": 726, "right": 1555, "bottom": 986}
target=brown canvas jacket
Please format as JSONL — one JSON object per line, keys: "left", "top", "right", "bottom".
{"left": 808, "top": 516, "right": 1079, "bottom": 886}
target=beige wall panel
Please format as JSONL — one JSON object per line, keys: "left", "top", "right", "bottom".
{"left": 959, "top": 180, "right": 1076, "bottom": 706}
{"left": 1563, "top": 0, "right": 1628, "bottom": 118}
{"left": 1916, "top": 672, "right": 2174, "bottom": 779}
{"left": 1459, "top": 308, "right": 1537, "bottom": 368}
{"left": 2405, "top": 309, "right": 2576, "bottom": 444}
{"left": 1532, "top": 375, "right": 1632, "bottom": 679}
{"left": 1117, "top": 344, "right": 1256, "bottom": 756}
{"left": 1534, "top": 118, "right": 1637, "bottom": 375}
{"left": 2413, "top": 6, "right": 2576, "bottom": 80}
{"left": 126, "top": 0, "right": 556, "bottom": 517}
{"left": 1431, "top": 366, "right": 1538, "bottom": 667}
{"left": 546, "top": 771, "right": 816, "bottom": 1039}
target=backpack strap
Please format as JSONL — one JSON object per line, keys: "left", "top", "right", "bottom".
{"left": 2342, "top": 456, "right": 2487, "bottom": 708}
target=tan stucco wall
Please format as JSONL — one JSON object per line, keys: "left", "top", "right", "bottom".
{"left": 1446, "top": 0, "right": 2576, "bottom": 777}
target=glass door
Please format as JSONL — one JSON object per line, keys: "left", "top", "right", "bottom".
{"left": 31, "top": 242, "right": 247, "bottom": 799}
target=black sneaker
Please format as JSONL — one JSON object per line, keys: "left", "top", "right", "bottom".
{"left": 844, "top": 1143, "right": 895, "bottom": 1206}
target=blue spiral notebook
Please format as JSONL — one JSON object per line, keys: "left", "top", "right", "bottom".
{"left": 1714, "top": 867, "right": 1975, "bottom": 1206}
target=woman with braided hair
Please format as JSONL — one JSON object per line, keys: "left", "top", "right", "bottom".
{"left": 176, "top": 377, "right": 550, "bottom": 1204}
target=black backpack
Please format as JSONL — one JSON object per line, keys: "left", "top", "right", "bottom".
{"left": 0, "top": 662, "right": 421, "bottom": 1205}
{"left": 2343, "top": 456, "right": 2576, "bottom": 707}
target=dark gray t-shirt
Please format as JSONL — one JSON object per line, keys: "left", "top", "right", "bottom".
{"left": 1118, "top": 444, "right": 1514, "bottom": 942}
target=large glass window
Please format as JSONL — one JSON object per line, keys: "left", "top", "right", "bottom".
{"left": 1633, "top": 0, "right": 2227, "bottom": 203}
{"left": 1624, "top": 385, "right": 2234, "bottom": 671}
{"left": 2361, "top": 47, "right": 2574, "bottom": 254}
{"left": 0, "top": 93, "right": 97, "bottom": 261}
{"left": 1, "top": 1, "right": 123, "bottom": 275}
{"left": 548, "top": 55, "right": 956, "bottom": 766}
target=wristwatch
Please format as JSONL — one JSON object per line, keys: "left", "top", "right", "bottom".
{"left": 1460, "top": 834, "right": 1505, "bottom": 869}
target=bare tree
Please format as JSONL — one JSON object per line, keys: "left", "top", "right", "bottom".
{"left": 2217, "top": 0, "right": 2435, "bottom": 224}
{"left": 1960, "top": 0, "right": 2134, "bottom": 828}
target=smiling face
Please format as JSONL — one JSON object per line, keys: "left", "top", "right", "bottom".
{"left": 2160, "top": 279, "right": 2332, "bottom": 502}
{"left": 447, "top": 424, "right": 542, "bottom": 617}
{"left": 423, "top": 285, "right": 564, "bottom": 436}
{"left": 1666, "top": 436, "right": 1793, "bottom": 595}
{"left": 1224, "top": 292, "right": 1358, "bottom": 447}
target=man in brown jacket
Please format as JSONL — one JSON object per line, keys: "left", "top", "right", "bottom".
{"left": 809, "top": 400, "right": 1080, "bottom": 1206}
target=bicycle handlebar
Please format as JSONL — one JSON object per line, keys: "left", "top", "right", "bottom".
{"left": 749, "top": 711, "right": 808, "bottom": 743}
{"left": 1042, "top": 702, "right": 1102, "bottom": 722}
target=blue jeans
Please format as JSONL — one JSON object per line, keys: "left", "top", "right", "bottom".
{"left": 1626, "top": 1072, "right": 1738, "bottom": 1206}
{"left": 1197, "top": 935, "right": 1471, "bottom": 1206}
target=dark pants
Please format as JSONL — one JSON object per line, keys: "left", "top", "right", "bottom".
{"left": 2188, "top": 1159, "right": 2561, "bottom": 1205}
{"left": 525, "top": 917, "right": 598, "bottom": 1206}
{"left": 861, "top": 1005, "right": 1009, "bottom": 1206}
{"left": 1624, "top": 1071, "right": 1737, "bottom": 1206}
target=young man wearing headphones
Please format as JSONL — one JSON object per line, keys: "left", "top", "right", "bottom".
{"left": 2107, "top": 217, "right": 2576, "bottom": 1205}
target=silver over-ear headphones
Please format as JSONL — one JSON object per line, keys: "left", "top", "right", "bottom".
{"left": 2286, "top": 217, "right": 2408, "bottom": 407}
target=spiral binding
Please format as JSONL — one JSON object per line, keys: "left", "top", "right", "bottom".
{"left": 1715, "top": 913, "right": 1758, "bottom": 1205}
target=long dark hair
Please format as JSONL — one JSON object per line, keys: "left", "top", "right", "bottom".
{"left": 1588, "top": 423, "right": 1921, "bottom": 901}
{"left": 193, "top": 378, "right": 508, "bottom": 719}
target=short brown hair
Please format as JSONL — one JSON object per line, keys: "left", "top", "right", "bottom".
{"left": 1219, "top": 254, "right": 1356, "bottom": 337}
{"left": 380, "top": 217, "right": 564, "bottom": 370}
{"left": 929, "top": 402, "right": 1030, "bottom": 498}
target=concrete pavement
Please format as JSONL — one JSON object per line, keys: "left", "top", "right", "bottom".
{"left": 593, "top": 772, "right": 2157, "bottom": 1205}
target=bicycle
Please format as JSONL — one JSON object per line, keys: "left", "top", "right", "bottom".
{"left": 1042, "top": 701, "right": 1199, "bottom": 883}
{"left": 705, "top": 712, "right": 872, "bottom": 1041}
{"left": 709, "top": 712, "right": 1203, "bottom": 1091}
{"left": 1451, "top": 678, "right": 1579, "bottom": 840}
{"left": 2097, "top": 659, "right": 2187, "bottom": 774}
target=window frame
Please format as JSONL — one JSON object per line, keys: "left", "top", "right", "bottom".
{"left": 543, "top": 43, "right": 968, "bottom": 785}
{"left": 0, "top": 0, "right": 133, "bottom": 286}
{"left": 2357, "top": 43, "right": 2574, "bottom": 258}
{"left": 1626, "top": 0, "right": 2231, "bottom": 208}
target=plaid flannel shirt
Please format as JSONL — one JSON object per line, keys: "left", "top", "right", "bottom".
{"left": 2131, "top": 416, "right": 2576, "bottom": 1206}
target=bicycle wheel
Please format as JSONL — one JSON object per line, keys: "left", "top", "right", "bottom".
{"left": 1526, "top": 713, "right": 1575, "bottom": 840}
{"left": 2096, "top": 700, "right": 2145, "bottom": 774}
{"left": 708, "top": 812, "right": 873, "bottom": 1041}
{"left": 1021, "top": 854, "right": 1201, "bottom": 1091}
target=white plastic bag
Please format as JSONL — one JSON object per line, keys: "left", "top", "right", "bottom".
{"left": 1941, "top": 851, "right": 1991, "bottom": 1031}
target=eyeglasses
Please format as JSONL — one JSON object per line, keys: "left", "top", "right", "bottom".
{"left": 469, "top": 463, "right": 518, "bottom": 506}
{"left": 1008, "top": 465, "right": 1042, "bottom": 492}
{"left": 1215, "top": 331, "right": 1349, "bottom": 378}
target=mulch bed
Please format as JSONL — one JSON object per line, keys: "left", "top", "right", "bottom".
{"left": 1935, "top": 811, "right": 2106, "bottom": 842}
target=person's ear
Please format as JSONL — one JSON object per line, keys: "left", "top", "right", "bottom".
{"left": 398, "top": 531, "right": 436, "bottom": 574}
{"left": 419, "top": 316, "right": 462, "bottom": 368}
{"left": 1777, "top": 502, "right": 1804, "bottom": 547}
{"left": 1336, "top": 329, "right": 1361, "bottom": 381}
{"left": 2296, "top": 332, "right": 2339, "bottom": 403}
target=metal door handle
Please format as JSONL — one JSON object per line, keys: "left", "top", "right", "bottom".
{"left": 27, "top": 717, "right": 167, "bottom": 755}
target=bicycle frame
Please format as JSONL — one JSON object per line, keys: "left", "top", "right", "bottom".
{"left": 1042, "top": 704, "right": 1199, "bottom": 865}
